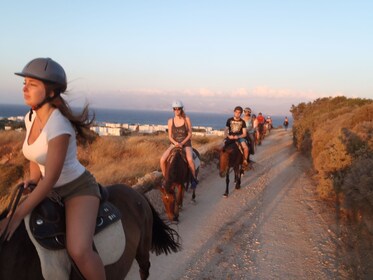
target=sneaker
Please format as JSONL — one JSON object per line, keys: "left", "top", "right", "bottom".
{"left": 191, "top": 177, "right": 199, "bottom": 189}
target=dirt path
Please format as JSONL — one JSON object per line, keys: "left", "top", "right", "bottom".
{"left": 127, "top": 129, "right": 350, "bottom": 279}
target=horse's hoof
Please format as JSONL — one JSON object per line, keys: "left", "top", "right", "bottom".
{"left": 235, "top": 186, "right": 241, "bottom": 189}
{"left": 173, "top": 216, "right": 179, "bottom": 223}
{"left": 223, "top": 193, "right": 228, "bottom": 198}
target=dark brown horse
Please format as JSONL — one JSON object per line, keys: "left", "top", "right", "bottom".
{"left": 0, "top": 183, "right": 181, "bottom": 280}
{"left": 219, "top": 140, "right": 244, "bottom": 197}
{"left": 257, "top": 123, "right": 265, "bottom": 145}
{"left": 160, "top": 147, "right": 191, "bottom": 222}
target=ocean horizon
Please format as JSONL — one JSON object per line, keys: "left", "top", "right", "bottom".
{"left": 0, "top": 103, "right": 292, "bottom": 130}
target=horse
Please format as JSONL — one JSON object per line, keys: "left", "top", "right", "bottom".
{"left": 219, "top": 140, "right": 244, "bottom": 197}
{"left": 0, "top": 183, "right": 181, "bottom": 280}
{"left": 257, "top": 123, "right": 265, "bottom": 145}
{"left": 160, "top": 147, "right": 198, "bottom": 222}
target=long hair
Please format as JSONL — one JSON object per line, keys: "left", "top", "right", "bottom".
{"left": 179, "top": 108, "right": 186, "bottom": 119}
{"left": 44, "top": 82, "right": 95, "bottom": 145}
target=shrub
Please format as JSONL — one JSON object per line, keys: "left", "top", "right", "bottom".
{"left": 291, "top": 98, "right": 373, "bottom": 229}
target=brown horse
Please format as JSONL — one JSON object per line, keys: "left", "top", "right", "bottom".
{"left": 0, "top": 183, "right": 181, "bottom": 280}
{"left": 219, "top": 140, "right": 244, "bottom": 197}
{"left": 257, "top": 123, "right": 265, "bottom": 145}
{"left": 160, "top": 147, "right": 191, "bottom": 222}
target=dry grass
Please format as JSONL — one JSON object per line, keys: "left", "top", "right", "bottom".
{"left": 0, "top": 130, "right": 223, "bottom": 211}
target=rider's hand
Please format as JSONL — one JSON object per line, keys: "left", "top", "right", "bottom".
{"left": 23, "top": 180, "right": 37, "bottom": 194}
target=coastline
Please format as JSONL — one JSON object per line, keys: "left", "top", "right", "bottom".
{"left": 0, "top": 103, "right": 292, "bottom": 134}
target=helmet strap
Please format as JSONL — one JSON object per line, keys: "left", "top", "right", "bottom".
{"left": 28, "top": 93, "right": 59, "bottom": 121}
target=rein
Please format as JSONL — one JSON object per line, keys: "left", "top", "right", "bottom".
{"left": 0, "top": 183, "right": 25, "bottom": 249}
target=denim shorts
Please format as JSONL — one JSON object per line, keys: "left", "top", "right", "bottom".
{"left": 238, "top": 138, "right": 247, "bottom": 144}
{"left": 51, "top": 170, "right": 101, "bottom": 202}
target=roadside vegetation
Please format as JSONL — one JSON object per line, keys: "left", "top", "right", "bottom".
{"left": 291, "top": 96, "right": 373, "bottom": 230}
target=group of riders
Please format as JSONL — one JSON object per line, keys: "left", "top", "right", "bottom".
{"left": 0, "top": 56, "right": 276, "bottom": 279}
{"left": 223, "top": 105, "right": 272, "bottom": 170}
{"left": 161, "top": 102, "right": 274, "bottom": 189}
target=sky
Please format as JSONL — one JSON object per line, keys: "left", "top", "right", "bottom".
{"left": 0, "top": 0, "right": 372, "bottom": 115}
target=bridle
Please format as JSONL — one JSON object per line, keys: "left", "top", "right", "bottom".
{"left": 0, "top": 183, "right": 25, "bottom": 250}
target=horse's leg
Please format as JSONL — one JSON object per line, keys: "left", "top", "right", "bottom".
{"left": 235, "top": 167, "right": 241, "bottom": 189}
{"left": 224, "top": 172, "right": 229, "bottom": 197}
{"left": 178, "top": 184, "right": 184, "bottom": 210}
{"left": 173, "top": 184, "right": 183, "bottom": 222}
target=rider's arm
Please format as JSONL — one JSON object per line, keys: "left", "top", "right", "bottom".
{"left": 167, "top": 118, "right": 177, "bottom": 145}
{"left": 17, "top": 135, "right": 69, "bottom": 218}
{"left": 224, "top": 127, "right": 230, "bottom": 138}
{"left": 241, "top": 128, "right": 247, "bottom": 138}
{"left": 28, "top": 160, "right": 42, "bottom": 184}
{"left": 181, "top": 116, "right": 192, "bottom": 146}
{"left": 5, "top": 134, "right": 69, "bottom": 240}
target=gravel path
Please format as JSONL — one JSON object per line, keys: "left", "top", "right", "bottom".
{"left": 127, "top": 129, "right": 350, "bottom": 279}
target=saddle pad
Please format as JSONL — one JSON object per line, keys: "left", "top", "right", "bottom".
{"left": 193, "top": 150, "right": 200, "bottom": 170}
{"left": 24, "top": 214, "right": 126, "bottom": 280}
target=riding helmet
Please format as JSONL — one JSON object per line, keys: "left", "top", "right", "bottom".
{"left": 15, "top": 57, "right": 67, "bottom": 92}
{"left": 172, "top": 100, "right": 184, "bottom": 108}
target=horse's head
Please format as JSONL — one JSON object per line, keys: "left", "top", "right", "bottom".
{"left": 165, "top": 148, "right": 189, "bottom": 184}
{"left": 159, "top": 186, "right": 176, "bottom": 221}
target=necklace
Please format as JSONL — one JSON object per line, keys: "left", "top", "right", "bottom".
{"left": 35, "top": 115, "right": 43, "bottom": 132}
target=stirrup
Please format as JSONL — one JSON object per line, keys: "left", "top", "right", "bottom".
{"left": 191, "top": 177, "right": 199, "bottom": 189}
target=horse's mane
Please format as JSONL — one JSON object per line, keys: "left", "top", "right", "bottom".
{"left": 165, "top": 149, "right": 188, "bottom": 192}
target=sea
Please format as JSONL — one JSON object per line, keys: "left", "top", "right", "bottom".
{"left": 0, "top": 103, "right": 291, "bottom": 130}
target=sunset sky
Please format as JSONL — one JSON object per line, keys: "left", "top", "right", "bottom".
{"left": 0, "top": 1, "right": 372, "bottom": 115}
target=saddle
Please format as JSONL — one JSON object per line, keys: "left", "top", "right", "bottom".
{"left": 29, "top": 185, "right": 121, "bottom": 250}
{"left": 224, "top": 139, "right": 244, "bottom": 155}
{"left": 168, "top": 147, "right": 187, "bottom": 163}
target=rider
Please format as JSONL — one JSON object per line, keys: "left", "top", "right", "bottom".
{"left": 243, "top": 107, "right": 255, "bottom": 156}
{"left": 266, "top": 116, "right": 273, "bottom": 131}
{"left": 283, "top": 116, "right": 289, "bottom": 130}
{"left": 224, "top": 106, "right": 249, "bottom": 170}
{"left": 0, "top": 58, "right": 106, "bottom": 280}
{"left": 256, "top": 112, "right": 265, "bottom": 141}
{"left": 160, "top": 100, "right": 198, "bottom": 188}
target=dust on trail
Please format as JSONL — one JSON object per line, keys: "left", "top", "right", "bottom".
{"left": 127, "top": 129, "right": 350, "bottom": 280}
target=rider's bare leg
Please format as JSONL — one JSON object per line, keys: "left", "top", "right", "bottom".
{"left": 185, "top": 146, "right": 196, "bottom": 179}
{"left": 160, "top": 145, "right": 174, "bottom": 177}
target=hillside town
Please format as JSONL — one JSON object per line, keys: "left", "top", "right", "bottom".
{"left": 1, "top": 116, "right": 225, "bottom": 137}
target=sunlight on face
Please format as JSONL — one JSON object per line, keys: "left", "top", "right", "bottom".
{"left": 22, "top": 78, "right": 46, "bottom": 107}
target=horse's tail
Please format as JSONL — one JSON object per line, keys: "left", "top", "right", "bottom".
{"left": 145, "top": 196, "right": 181, "bottom": 255}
